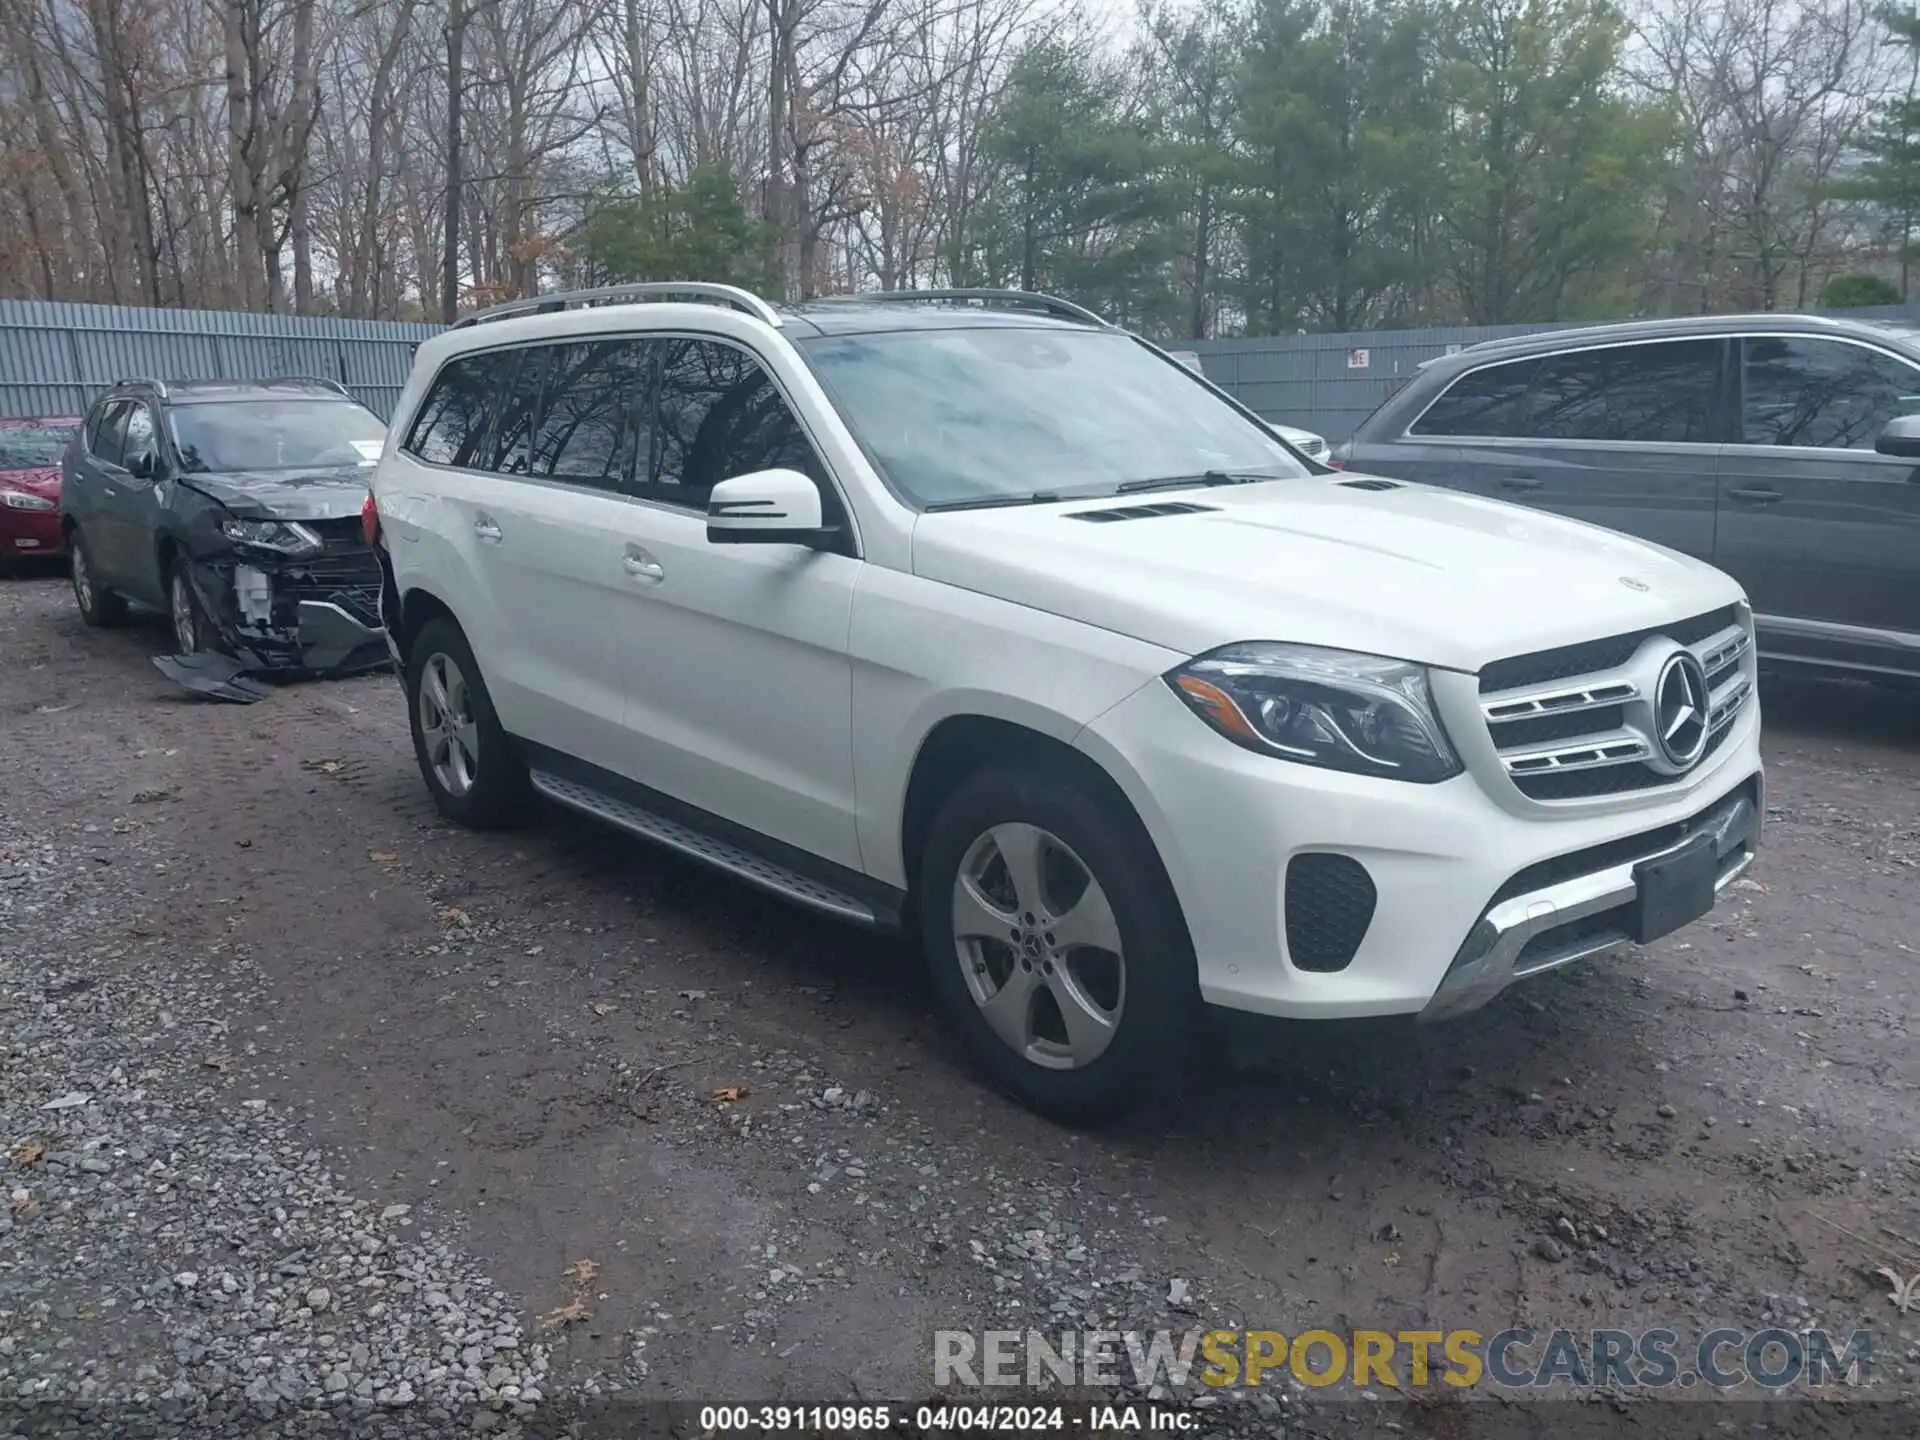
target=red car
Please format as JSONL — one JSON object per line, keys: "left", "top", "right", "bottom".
{"left": 0, "top": 415, "right": 80, "bottom": 573}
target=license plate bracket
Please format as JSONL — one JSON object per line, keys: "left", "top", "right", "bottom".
{"left": 1629, "top": 834, "right": 1718, "bottom": 945}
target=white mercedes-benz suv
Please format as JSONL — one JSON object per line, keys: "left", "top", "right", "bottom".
{"left": 366, "top": 284, "right": 1762, "bottom": 1122}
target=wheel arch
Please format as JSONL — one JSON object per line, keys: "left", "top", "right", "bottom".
{"left": 898, "top": 714, "right": 1184, "bottom": 930}
{"left": 396, "top": 584, "right": 458, "bottom": 657}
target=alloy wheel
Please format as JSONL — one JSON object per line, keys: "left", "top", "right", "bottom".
{"left": 951, "top": 822, "right": 1126, "bottom": 1071}
{"left": 418, "top": 652, "right": 479, "bottom": 797}
{"left": 170, "top": 572, "right": 199, "bottom": 654}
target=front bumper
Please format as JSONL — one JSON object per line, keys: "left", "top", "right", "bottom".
{"left": 1419, "top": 781, "right": 1757, "bottom": 1020}
{"left": 178, "top": 551, "right": 391, "bottom": 677}
{"left": 1076, "top": 678, "right": 1764, "bottom": 1020}
{"left": 0, "top": 506, "right": 64, "bottom": 560}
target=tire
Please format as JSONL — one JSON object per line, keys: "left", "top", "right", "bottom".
{"left": 68, "top": 526, "right": 127, "bottom": 627}
{"left": 918, "top": 763, "right": 1198, "bottom": 1125}
{"left": 406, "top": 616, "right": 531, "bottom": 829}
{"left": 167, "top": 558, "right": 223, "bottom": 656}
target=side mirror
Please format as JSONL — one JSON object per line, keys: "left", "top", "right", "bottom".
{"left": 125, "top": 450, "right": 155, "bottom": 480}
{"left": 705, "top": 468, "right": 837, "bottom": 548}
{"left": 1875, "top": 414, "right": 1920, "bottom": 459}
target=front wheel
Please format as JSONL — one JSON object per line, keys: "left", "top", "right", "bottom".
{"left": 918, "top": 765, "right": 1197, "bottom": 1125}
{"left": 167, "top": 560, "right": 222, "bottom": 656}
{"left": 406, "top": 617, "right": 530, "bottom": 829}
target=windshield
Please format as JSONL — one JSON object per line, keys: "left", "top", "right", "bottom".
{"left": 0, "top": 422, "right": 77, "bottom": 472}
{"left": 797, "top": 327, "right": 1306, "bottom": 508}
{"left": 169, "top": 400, "right": 388, "bottom": 474}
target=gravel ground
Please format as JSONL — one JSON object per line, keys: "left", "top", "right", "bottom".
{"left": 2, "top": 568, "right": 1918, "bottom": 1437}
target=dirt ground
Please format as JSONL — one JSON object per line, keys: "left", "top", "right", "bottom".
{"left": 2, "top": 565, "right": 1917, "bottom": 1432}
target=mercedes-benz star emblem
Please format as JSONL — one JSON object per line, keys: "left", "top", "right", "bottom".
{"left": 1619, "top": 576, "right": 1649, "bottom": 592}
{"left": 1653, "top": 650, "right": 1710, "bottom": 769}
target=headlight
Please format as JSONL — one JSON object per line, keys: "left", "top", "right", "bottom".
{"left": 1167, "top": 642, "right": 1462, "bottom": 783}
{"left": 221, "top": 518, "right": 321, "bottom": 555}
{"left": 2, "top": 490, "right": 55, "bottom": 511}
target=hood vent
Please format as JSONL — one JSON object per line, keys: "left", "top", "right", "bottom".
{"left": 1338, "top": 477, "right": 1402, "bottom": 491}
{"left": 1068, "top": 501, "right": 1220, "bottom": 523}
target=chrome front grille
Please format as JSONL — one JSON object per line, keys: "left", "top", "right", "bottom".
{"left": 1479, "top": 608, "right": 1754, "bottom": 802}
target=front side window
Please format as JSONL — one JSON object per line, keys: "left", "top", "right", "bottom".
{"left": 1525, "top": 340, "right": 1718, "bottom": 444}
{"left": 171, "top": 400, "right": 386, "bottom": 473}
{"left": 651, "top": 339, "right": 822, "bottom": 505}
{"left": 122, "top": 404, "right": 158, "bottom": 471}
{"left": 1410, "top": 358, "right": 1541, "bottom": 437}
{"left": 0, "top": 421, "right": 77, "bottom": 471}
{"left": 1743, "top": 336, "right": 1920, "bottom": 449}
{"left": 405, "top": 352, "right": 514, "bottom": 468}
{"left": 797, "top": 327, "right": 1304, "bottom": 508}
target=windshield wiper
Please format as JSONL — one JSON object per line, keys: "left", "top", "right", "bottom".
{"left": 923, "top": 491, "right": 1072, "bottom": 512}
{"left": 1114, "top": 470, "right": 1278, "bottom": 495}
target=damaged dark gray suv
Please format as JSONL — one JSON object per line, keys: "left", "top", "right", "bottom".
{"left": 61, "top": 377, "right": 393, "bottom": 697}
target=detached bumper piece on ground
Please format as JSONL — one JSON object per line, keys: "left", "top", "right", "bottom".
{"left": 153, "top": 550, "right": 391, "bottom": 704}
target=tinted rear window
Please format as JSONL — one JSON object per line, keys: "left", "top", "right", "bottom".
{"left": 405, "top": 352, "right": 516, "bottom": 467}
{"left": 1409, "top": 359, "right": 1541, "bottom": 437}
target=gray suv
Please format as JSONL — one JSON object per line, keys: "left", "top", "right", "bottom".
{"left": 1342, "top": 313, "right": 1920, "bottom": 683}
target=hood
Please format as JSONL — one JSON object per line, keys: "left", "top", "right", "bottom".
{"left": 909, "top": 474, "right": 1745, "bottom": 673}
{"left": 0, "top": 466, "right": 60, "bottom": 498}
{"left": 178, "top": 467, "right": 372, "bottom": 522}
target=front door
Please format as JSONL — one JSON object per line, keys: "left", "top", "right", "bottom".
{"left": 1716, "top": 332, "right": 1920, "bottom": 673}
{"left": 607, "top": 336, "right": 862, "bottom": 870}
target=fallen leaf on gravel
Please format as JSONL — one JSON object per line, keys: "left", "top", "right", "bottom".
{"left": 1877, "top": 1266, "right": 1920, "bottom": 1313}
{"left": 8, "top": 1190, "right": 30, "bottom": 1215}
{"left": 591, "top": 1001, "right": 616, "bottom": 1016}
{"left": 564, "top": 1259, "right": 600, "bottom": 1286}
{"left": 538, "top": 1299, "right": 592, "bottom": 1330}
{"left": 710, "top": 1085, "right": 749, "bottom": 1104}
{"left": 369, "top": 851, "right": 399, "bottom": 864}
{"left": 10, "top": 1141, "right": 43, "bottom": 1167}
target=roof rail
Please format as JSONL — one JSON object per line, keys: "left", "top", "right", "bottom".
{"left": 451, "top": 283, "right": 784, "bottom": 331}
{"left": 113, "top": 376, "right": 169, "bottom": 398}
{"left": 812, "top": 288, "right": 1112, "bottom": 329}
{"left": 262, "top": 375, "right": 352, "bottom": 396}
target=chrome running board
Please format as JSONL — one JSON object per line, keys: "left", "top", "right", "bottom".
{"left": 528, "top": 769, "right": 878, "bottom": 925}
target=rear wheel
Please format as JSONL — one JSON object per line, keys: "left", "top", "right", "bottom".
{"left": 406, "top": 617, "right": 530, "bottom": 828}
{"left": 918, "top": 764, "right": 1197, "bottom": 1125}
{"left": 68, "top": 527, "right": 127, "bottom": 627}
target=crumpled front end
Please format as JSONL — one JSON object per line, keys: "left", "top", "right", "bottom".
{"left": 178, "top": 515, "right": 391, "bottom": 677}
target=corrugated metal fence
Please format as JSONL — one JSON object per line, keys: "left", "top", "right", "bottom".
{"left": 5, "top": 295, "right": 1920, "bottom": 438}
{"left": 0, "top": 299, "right": 438, "bottom": 421}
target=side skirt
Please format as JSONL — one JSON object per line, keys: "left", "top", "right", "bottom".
{"left": 517, "top": 741, "right": 906, "bottom": 934}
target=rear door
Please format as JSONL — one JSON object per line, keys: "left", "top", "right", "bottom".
{"left": 405, "top": 340, "right": 641, "bottom": 776}
{"left": 1358, "top": 338, "right": 1727, "bottom": 562}
{"left": 95, "top": 401, "right": 170, "bottom": 607}
{"left": 1716, "top": 332, "right": 1920, "bottom": 672}
{"left": 66, "top": 400, "right": 130, "bottom": 580}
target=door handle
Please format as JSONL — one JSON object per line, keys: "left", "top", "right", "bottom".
{"left": 622, "top": 546, "right": 665, "bottom": 582}
{"left": 1726, "top": 486, "right": 1782, "bottom": 505}
{"left": 472, "top": 515, "right": 502, "bottom": 543}
{"left": 1499, "top": 476, "right": 1541, "bottom": 492}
